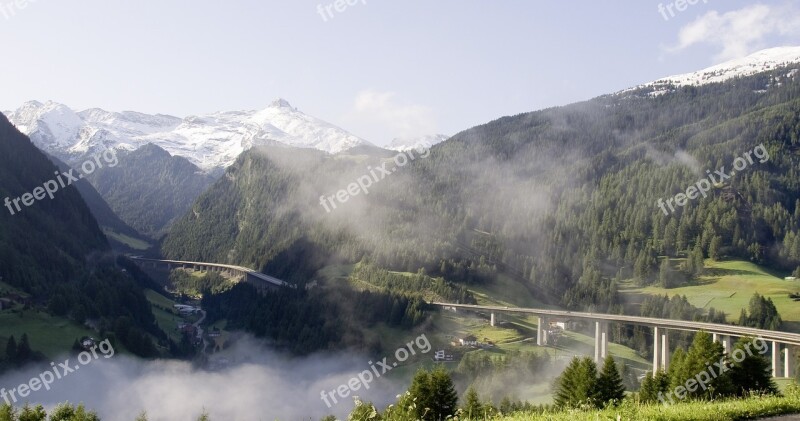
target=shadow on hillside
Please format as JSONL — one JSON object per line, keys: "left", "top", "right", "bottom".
{"left": 779, "top": 321, "right": 800, "bottom": 334}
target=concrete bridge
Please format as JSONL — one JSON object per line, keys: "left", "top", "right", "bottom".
{"left": 130, "top": 257, "right": 292, "bottom": 292}
{"left": 432, "top": 302, "right": 800, "bottom": 378}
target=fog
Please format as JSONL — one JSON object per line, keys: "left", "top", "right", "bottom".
{"left": 0, "top": 337, "right": 405, "bottom": 421}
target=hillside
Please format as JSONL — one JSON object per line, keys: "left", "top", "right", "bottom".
{"left": 47, "top": 155, "right": 151, "bottom": 251}
{"left": 0, "top": 115, "right": 167, "bottom": 363}
{"left": 162, "top": 63, "right": 800, "bottom": 323}
{"left": 85, "top": 143, "right": 216, "bottom": 239}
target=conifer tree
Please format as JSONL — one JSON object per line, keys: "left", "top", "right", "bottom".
{"left": 596, "top": 356, "right": 626, "bottom": 405}
{"left": 727, "top": 337, "right": 778, "bottom": 396}
{"left": 463, "top": 387, "right": 483, "bottom": 419}
{"left": 428, "top": 366, "right": 459, "bottom": 420}
{"left": 553, "top": 357, "right": 599, "bottom": 408}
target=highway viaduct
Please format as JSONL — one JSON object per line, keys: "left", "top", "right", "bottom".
{"left": 432, "top": 302, "right": 800, "bottom": 378}
{"left": 129, "top": 257, "right": 292, "bottom": 292}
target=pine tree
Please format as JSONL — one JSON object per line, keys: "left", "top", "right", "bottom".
{"left": 5, "top": 336, "right": 16, "bottom": 362}
{"left": 709, "top": 236, "right": 723, "bottom": 260}
{"left": 49, "top": 403, "right": 101, "bottom": 421}
{"left": 596, "top": 356, "right": 626, "bottom": 406}
{"left": 670, "top": 331, "right": 732, "bottom": 399}
{"left": 17, "top": 404, "right": 47, "bottom": 421}
{"left": 659, "top": 258, "right": 673, "bottom": 288}
{"left": 428, "top": 366, "right": 459, "bottom": 421}
{"left": 498, "top": 397, "right": 513, "bottom": 415}
{"left": 463, "top": 387, "right": 483, "bottom": 419}
{"left": 738, "top": 308, "right": 749, "bottom": 326}
{"left": 16, "top": 334, "right": 32, "bottom": 363}
{"left": 553, "top": 357, "right": 599, "bottom": 408}
{"left": 692, "top": 244, "right": 705, "bottom": 275}
{"left": 638, "top": 371, "right": 657, "bottom": 402}
{"left": 727, "top": 337, "right": 778, "bottom": 396}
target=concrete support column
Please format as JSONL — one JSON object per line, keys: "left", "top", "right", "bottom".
{"left": 661, "top": 331, "right": 670, "bottom": 370}
{"left": 490, "top": 312, "right": 496, "bottom": 327}
{"left": 601, "top": 323, "right": 608, "bottom": 361}
{"left": 722, "top": 336, "right": 731, "bottom": 354}
{"left": 785, "top": 345, "right": 795, "bottom": 379}
{"left": 543, "top": 317, "right": 550, "bottom": 345}
{"left": 595, "top": 321, "right": 608, "bottom": 363}
{"left": 653, "top": 326, "right": 661, "bottom": 373}
{"left": 537, "top": 317, "right": 544, "bottom": 346}
{"left": 772, "top": 341, "right": 780, "bottom": 378}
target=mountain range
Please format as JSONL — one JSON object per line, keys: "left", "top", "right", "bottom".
{"left": 4, "top": 98, "right": 449, "bottom": 172}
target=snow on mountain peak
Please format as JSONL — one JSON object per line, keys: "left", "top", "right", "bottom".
{"left": 7, "top": 99, "right": 373, "bottom": 171}
{"left": 269, "top": 98, "right": 294, "bottom": 109}
{"left": 622, "top": 46, "right": 800, "bottom": 96}
{"left": 386, "top": 134, "right": 449, "bottom": 152}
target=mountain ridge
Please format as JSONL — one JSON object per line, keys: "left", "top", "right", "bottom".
{"left": 5, "top": 98, "right": 375, "bottom": 171}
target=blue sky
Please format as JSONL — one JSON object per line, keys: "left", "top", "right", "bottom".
{"left": 2, "top": 0, "right": 799, "bottom": 145}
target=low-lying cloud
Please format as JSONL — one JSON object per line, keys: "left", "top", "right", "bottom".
{"left": 0, "top": 337, "right": 404, "bottom": 421}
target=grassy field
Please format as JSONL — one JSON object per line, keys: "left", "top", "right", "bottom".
{"left": 101, "top": 227, "right": 151, "bottom": 251}
{"left": 0, "top": 281, "right": 28, "bottom": 297}
{"left": 0, "top": 310, "right": 97, "bottom": 359}
{"left": 145, "top": 289, "right": 184, "bottom": 342}
{"left": 469, "top": 273, "right": 550, "bottom": 309}
{"left": 495, "top": 391, "right": 800, "bottom": 421}
{"left": 620, "top": 259, "right": 800, "bottom": 329}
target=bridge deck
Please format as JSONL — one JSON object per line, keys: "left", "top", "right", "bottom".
{"left": 432, "top": 302, "right": 800, "bottom": 346}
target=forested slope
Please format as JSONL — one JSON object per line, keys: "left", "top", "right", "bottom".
{"left": 162, "top": 65, "right": 800, "bottom": 315}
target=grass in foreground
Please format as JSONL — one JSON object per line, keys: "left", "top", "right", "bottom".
{"left": 497, "top": 391, "right": 800, "bottom": 421}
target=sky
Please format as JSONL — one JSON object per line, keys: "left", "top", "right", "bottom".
{"left": 2, "top": 0, "right": 800, "bottom": 146}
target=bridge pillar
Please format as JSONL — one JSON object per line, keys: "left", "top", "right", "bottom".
{"left": 595, "top": 321, "right": 608, "bottom": 363}
{"left": 653, "top": 326, "right": 661, "bottom": 373}
{"left": 772, "top": 341, "right": 780, "bottom": 378}
{"left": 661, "top": 331, "right": 670, "bottom": 370}
{"left": 785, "top": 345, "right": 795, "bottom": 379}
{"left": 602, "top": 323, "right": 608, "bottom": 360}
{"left": 713, "top": 333, "right": 731, "bottom": 353}
{"left": 537, "top": 317, "right": 546, "bottom": 346}
{"left": 490, "top": 312, "right": 496, "bottom": 327}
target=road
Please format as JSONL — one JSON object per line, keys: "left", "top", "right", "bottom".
{"left": 130, "top": 257, "right": 291, "bottom": 288}
{"left": 193, "top": 309, "right": 208, "bottom": 353}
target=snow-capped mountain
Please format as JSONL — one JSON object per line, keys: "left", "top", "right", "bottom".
{"left": 622, "top": 46, "right": 800, "bottom": 96}
{"left": 6, "top": 98, "right": 373, "bottom": 171}
{"left": 386, "top": 134, "right": 449, "bottom": 152}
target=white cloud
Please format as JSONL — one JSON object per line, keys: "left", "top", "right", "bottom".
{"left": 347, "top": 90, "right": 438, "bottom": 144}
{"left": 668, "top": 4, "right": 800, "bottom": 61}
{"left": 0, "top": 337, "right": 401, "bottom": 420}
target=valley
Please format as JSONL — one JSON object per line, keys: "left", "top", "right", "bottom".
{"left": 3, "top": 5, "right": 800, "bottom": 418}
